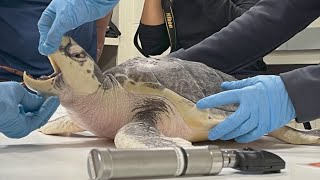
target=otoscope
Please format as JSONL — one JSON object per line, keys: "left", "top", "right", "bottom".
{"left": 87, "top": 145, "right": 285, "bottom": 180}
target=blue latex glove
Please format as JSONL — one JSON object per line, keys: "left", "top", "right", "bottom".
{"left": 38, "top": 0, "right": 119, "bottom": 55}
{"left": 0, "top": 82, "right": 60, "bottom": 138}
{"left": 197, "top": 75, "right": 296, "bottom": 143}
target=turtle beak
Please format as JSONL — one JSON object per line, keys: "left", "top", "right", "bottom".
{"left": 23, "top": 36, "right": 73, "bottom": 95}
{"left": 23, "top": 54, "right": 62, "bottom": 96}
{"left": 24, "top": 36, "right": 102, "bottom": 95}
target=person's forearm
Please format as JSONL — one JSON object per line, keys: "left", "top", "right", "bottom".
{"left": 138, "top": 0, "right": 169, "bottom": 55}
{"left": 170, "top": 0, "right": 320, "bottom": 74}
{"left": 141, "top": 0, "right": 164, "bottom": 25}
{"left": 280, "top": 65, "right": 320, "bottom": 122}
{"left": 95, "top": 11, "right": 113, "bottom": 60}
{"left": 96, "top": 11, "right": 113, "bottom": 32}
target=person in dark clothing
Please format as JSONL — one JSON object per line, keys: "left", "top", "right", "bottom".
{"left": 170, "top": 0, "right": 320, "bottom": 143}
{"left": 136, "top": 0, "right": 267, "bottom": 77}
{"left": 0, "top": 0, "right": 111, "bottom": 82}
{"left": 0, "top": 0, "right": 113, "bottom": 138}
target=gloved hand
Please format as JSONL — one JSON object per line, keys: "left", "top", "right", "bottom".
{"left": 38, "top": 0, "right": 119, "bottom": 55}
{"left": 196, "top": 75, "right": 296, "bottom": 143}
{"left": 0, "top": 82, "right": 60, "bottom": 138}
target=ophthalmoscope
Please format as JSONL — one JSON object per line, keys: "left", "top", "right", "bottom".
{"left": 87, "top": 145, "right": 285, "bottom": 180}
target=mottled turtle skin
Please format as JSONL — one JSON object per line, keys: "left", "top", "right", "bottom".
{"left": 24, "top": 37, "right": 320, "bottom": 148}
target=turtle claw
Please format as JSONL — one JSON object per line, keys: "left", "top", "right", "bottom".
{"left": 269, "top": 126, "right": 320, "bottom": 145}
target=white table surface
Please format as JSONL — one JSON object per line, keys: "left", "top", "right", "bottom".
{"left": 0, "top": 106, "right": 319, "bottom": 180}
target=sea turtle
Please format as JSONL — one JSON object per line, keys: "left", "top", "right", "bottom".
{"left": 23, "top": 36, "right": 320, "bottom": 148}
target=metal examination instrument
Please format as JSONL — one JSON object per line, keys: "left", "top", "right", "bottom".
{"left": 87, "top": 145, "right": 285, "bottom": 180}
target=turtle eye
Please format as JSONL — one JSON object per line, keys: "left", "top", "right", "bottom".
{"left": 66, "top": 44, "right": 87, "bottom": 62}
{"left": 69, "top": 51, "right": 87, "bottom": 60}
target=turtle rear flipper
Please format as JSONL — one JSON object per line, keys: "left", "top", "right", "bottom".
{"left": 269, "top": 126, "right": 320, "bottom": 145}
{"left": 39, "top": 115, "right": 85, "bottom": 135}
{"left": 115, "top": 122, "right": 192, "bottom": 148}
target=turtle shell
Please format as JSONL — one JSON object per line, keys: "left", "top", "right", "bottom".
{"left": 105, "top": 57, "right": 237, "bottom": 111}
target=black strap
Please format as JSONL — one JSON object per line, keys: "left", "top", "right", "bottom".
{"left": 161, "top": 0, "right": 178, "bottom": 52}
{"left": 134, "top": 0, "right": 177, "bottom": 57}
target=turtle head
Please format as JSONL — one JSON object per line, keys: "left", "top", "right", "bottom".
{"left": 24, "top": 36, "right": 103, "bottom": 96}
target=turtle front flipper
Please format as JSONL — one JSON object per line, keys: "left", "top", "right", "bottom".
{"left": 39, "top": 115, "right": 85, "bottom": 135}
{"left": 269, "top": 126, "right": 320, "bottom": 145}
{"left": 114, "top": 122, "right": 192, "bottom": 148}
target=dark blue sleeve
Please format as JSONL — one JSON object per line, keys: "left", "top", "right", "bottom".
{"left": 0, "top": 2, "right": 96, "bottom": 82}
{"left": 170, "top": 0, "right": 320, "bottom": 74}
{"left": 66, "top": 23, "right": 97, "bottom": 61}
